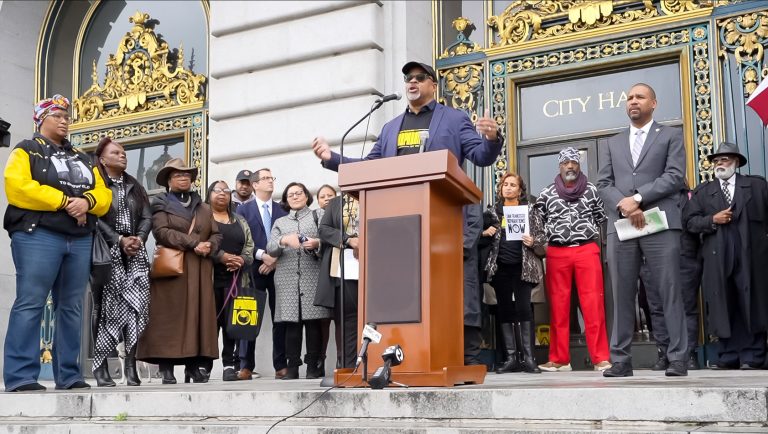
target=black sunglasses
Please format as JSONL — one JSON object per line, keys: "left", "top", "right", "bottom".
{"left": 404, "top": 73, "right": 433, "bottom": 83}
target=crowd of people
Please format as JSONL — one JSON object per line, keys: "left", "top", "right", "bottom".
{"left": 2, "top": 61, "right": 766, "bottom": 392}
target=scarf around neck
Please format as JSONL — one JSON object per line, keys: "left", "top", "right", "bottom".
{"left": 554, "top": 172, "right": 588, "bottom": 202}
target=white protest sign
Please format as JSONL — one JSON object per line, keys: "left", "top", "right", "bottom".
{"left": 502, "top": 205, "right": 529, "bottom": 241}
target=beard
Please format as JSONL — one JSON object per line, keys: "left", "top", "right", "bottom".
{"left": 406, "top": 91, "right": 421, "bottom": 102}
{"left": 714, "top": 165, "right": 736, "bottom": 180}
{"left": 563, "top": 171, "right": 578, "bottom": 182}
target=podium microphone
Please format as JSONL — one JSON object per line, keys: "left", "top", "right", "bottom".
{"left": 355, "top": 323, "right": 382, "bottom": 368}
{"left": 369, "top": 345, "right": 405, "bottom": 390}
{"left": 375, "top": 92, "right": 402, "bottom": 103}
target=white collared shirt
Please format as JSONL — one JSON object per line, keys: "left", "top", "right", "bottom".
{"left": 628, "top": 119, "right": 654, "bottom": 151}
{"left": 719, "top": 172, "right": 736, "bottom": 202}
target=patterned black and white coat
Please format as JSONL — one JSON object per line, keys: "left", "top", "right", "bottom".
{"left": 484, "top": 201, "right": 547, "bottom": 285}
{"left": 533, "top": 182, "right": 607, "bottom": 246}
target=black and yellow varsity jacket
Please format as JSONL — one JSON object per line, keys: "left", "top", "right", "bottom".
{"left": 4, "top": 133, "right": 111, "bottom": 236}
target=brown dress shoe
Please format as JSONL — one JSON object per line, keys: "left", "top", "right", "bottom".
{"left": 237, "top": 368, "right": 253, "bottom": 380}
{"left": 274, "top": 368, "right": 288, "bottom": 379}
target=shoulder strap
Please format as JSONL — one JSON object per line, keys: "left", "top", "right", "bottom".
{"left": 313, "top": 209, "right": 319, "bottom": 227}
{"left": 188, "top": 214, "right": 197, "bottom": 235}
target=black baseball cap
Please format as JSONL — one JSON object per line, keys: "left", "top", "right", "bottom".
{"left": 236, "top": 169, "right": 253, "bottom": 182}
{"left": 402, "top": 61, "right": 436, "bottom": 82}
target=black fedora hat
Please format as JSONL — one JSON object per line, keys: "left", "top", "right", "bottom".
{"left": 707, "top": 141, "right": 747, "bottom": 167}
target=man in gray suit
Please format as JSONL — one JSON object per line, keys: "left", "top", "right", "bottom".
{"left": 596, "top": 83, "right": 689, "bottom": 377}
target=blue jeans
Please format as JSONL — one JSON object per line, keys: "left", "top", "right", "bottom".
{"left": 4, "top": 228, "right": 92, "bottom": 390}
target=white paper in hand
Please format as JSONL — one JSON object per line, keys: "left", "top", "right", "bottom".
{"left": 502, "top": 205, "right": 529, "bottom": 241}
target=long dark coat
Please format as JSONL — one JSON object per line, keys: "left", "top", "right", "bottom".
{"left": 137, "top": 192, "right": 221, "bottom": 363}
{"left": 683, "top": 174, "right": 768, "bottom": 338}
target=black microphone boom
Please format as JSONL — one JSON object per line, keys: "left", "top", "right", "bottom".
{"left": 336, "top": 94, "right": 399, "bottom": 370}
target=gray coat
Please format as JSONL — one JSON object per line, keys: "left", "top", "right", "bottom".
{"left": 267, "top": 206, "right": 332, "bottom": 323}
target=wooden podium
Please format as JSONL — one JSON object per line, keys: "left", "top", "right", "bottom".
{"left": 333, "top": 150, "right": 486, "bottom": 387}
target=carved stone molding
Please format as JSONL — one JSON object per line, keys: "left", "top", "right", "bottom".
{"left": 72, "top": 11, "right": 206, "bottom": 125}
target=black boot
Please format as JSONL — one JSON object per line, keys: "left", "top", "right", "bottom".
{"left": 91, "top": 300, "right": 115, "bottom": 387}
{"left": 184, "top": 361, "right": 208, "bottom": 384}
{"left": 495, "top": 323, "right": 521, "bottom": 374}
{"left": 651, "top": 346, "right": 669, "bottom": 371}
{"left": 518, "top": 322, "right": 541, "bottom": 374}
{"left": 305, "top": 354, "right": 323, "bottom": 379}
{"left": 123, "top": 346, "right": 141, "bottom": 386}
{"left": 281, "top": 366, "right": 300, "bottom": 380}
{"left": 93, "top": 360, "right": 116, "bottom": 387}
{"left": 159, "top": 363, "right": 177, "bottom": 385}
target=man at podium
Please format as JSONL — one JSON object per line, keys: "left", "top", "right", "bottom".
{"left": 311, "top": 61, "right": 503, "bottom": 169}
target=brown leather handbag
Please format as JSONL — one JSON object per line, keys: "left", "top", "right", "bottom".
{"left": 150, "top": 215, "right": 196, "bottom": 279}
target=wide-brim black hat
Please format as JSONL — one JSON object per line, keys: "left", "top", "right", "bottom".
{"left": 156, "top": 158, "right": 199, "bottom": 188}
{"left": 707, "top": 141, "right": 747, "bottom": 167}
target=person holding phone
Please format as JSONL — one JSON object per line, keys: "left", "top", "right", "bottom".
{"left": 267, "top": 182, "right": 331, "bottom": 379}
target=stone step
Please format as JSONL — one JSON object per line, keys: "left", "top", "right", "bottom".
{"left": 0, "top": 370, "right": 766, "bottom": 432}
{"left": 1, "top": 419, "right": 768, "bottom": 434}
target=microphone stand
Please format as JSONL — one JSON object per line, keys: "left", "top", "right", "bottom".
{"left": 323, "top": 97, "right": 388, "bottom": 386}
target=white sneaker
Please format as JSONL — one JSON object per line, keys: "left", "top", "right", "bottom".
{"left": 538, "top": 361, "right": 572, "bottom": 372}
{"left": 593, "top": 361, "right": 612, "bottom": 372}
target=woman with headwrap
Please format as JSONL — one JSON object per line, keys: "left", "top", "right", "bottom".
{"left": 136, "top": 158, "right": 221, "bottom": 384}
{"left": 3, "top": 95, "right": 111, "bottom": 392}
{"left": 90, "top": 138, "right": 151, "bottom": 387}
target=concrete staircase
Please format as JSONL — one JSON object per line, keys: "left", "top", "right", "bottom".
{"left": 1, "top": 370, "right": 766, "bottom": 433}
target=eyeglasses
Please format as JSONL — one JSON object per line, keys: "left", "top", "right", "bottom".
{"left": 48, "top": 113, "right": 72, "bottom": 124}
{"left": 712, "top": 156, "right": 733, "bottom": 164}
{"left": 212, "top": 188, "right": 232, "bottom": 194}
{"left": 171, "top": 173, "right": 192, "bottom": 179}
{"left": 404, "top": 73, "right": 432, "bottom": 83}
{"left": 257, "top": 176, "right": 276, "bottom": 182}
{"left": 287, "top": 191, "right": 305, "bottom": 198}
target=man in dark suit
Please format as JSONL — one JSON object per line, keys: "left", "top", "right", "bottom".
{"left": 311, "top": 61, "right": 502, "bottom": 169}
{"left": 235, "top": 168, "right": 289, "bottom": 379}
{"left": 684, "top": 142, "right": 768, "bottom": 370}
{"left": 596, "top": 83, "right": 689, "bottom": 377}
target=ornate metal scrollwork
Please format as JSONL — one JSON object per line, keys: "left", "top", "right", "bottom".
{"left": 718, "top": 11, "right": 768, "bottom": 97}
{"left": 487, "top": 0, "right": 714, "bottom": 47}
{"left": 72, "top": 11, "right": 206, "bottom": 124}
{"left": 440, "top": 17, "right": 482, "bottom": 59}
{"left": 438, "top": 64, "right": 484, "bottom": 121}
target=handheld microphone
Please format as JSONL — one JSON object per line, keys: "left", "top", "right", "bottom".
{"left": 375, "top": 92, "right": 402, "bottom": 103}
{"left": 369, "top": 345, "right": 405, "bottom": 390}
{"left": 355, "top": 323, "right": 381, "bottom": 368}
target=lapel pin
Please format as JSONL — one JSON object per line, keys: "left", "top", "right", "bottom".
{"left": 655, "top": 128, "right": 660, "bottom": 132}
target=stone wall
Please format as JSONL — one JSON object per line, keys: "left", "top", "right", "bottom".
{"left": 207, "top": 0, "right": 432, "bottom": 375}
{"left": 0, "top": 0, "right": 48, "bottom": 377}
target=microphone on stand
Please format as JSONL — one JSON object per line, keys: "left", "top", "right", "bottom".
{"left": 355, "top": 323, "right": 382, "bottom": 368}
{"left": 375, "top": 92, "right": 402, "bottom": 103}
{"left": 333, "top": 92, "right": 400, "bottom": 375}
{"left": 369, "top": 345, "right": 405, "bottom": 390}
